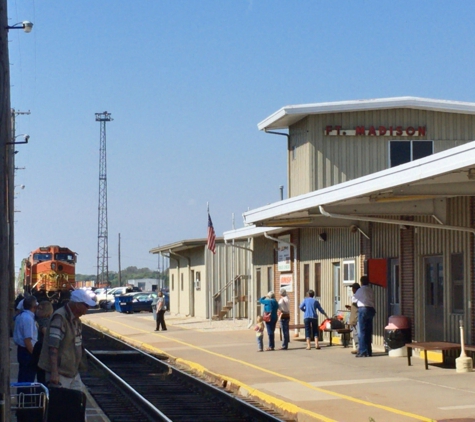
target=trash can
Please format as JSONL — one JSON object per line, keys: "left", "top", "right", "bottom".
{"left": 384, "top": 315, "right": 412, "bottom": 356}
{"left": 115, "top": 295, "right": 134, "bottom": 313}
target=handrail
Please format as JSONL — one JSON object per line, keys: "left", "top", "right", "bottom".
{"left": 213, "top": 274, "right": 244, "bottom": 299}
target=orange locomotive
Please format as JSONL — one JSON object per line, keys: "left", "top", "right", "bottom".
{"left": 19, "top": 245, "right": 77, "bottom": 304}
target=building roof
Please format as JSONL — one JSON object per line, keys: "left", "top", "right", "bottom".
{"left": 223, "top": 225, "right": 282, "bottom": 241}
{"left": 149, "top": 238, "right": 223, "bottom": 254}
{"left": 243, "top": 140, "right": 475, "bottom": 228}
{"left": 258, "top": 96, "right": 475, "bottom": 131}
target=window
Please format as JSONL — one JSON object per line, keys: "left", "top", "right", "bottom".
{"left": 181, "top": 273, "right": 184, "bottom": 291}
{"left": 314, "top": 263, "right": 321, "bottom": 297}
{"left": 343, "top": 260, "right": 355, "bottom": 284}
{"left": 267, "top": 267, "right": 273, "bottom": 293}
{"left": 389, "top": 140, "right": 433, "bottom": 167}
{"left": 451, "top": 253, "right": 464, "bottom": 313}
{"left": 303, "top": 264, "right": 309, "bottom": 295}
{"left": 195, "top": 271, "right": 201, "bottom": 290}
{"left": 171, "top": 274, "right": 174, "bottom": 291}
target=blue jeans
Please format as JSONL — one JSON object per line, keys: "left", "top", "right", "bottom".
{"left": 17, "top": 346, "right": 36, "bottom": 382}
{"left": 280, "top": 318, "right": 290, "bottom": 349}
{"left": 358, "top": 307, "right": 375, "bottom": 355}
{"left": 257, "top": 335, "right": 263, "bottom": 351}
{"left": 304, "top": 318, "right": 318, "bottom": 340}
{"left": 265, "top": 319, "right": 277, "bottom": 349}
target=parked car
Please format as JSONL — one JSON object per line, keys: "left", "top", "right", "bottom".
{"left": 103, "top": 286, "right": 143, "bottom": 310}
{"left": 129, "top": 292, "right": 156, "bottom": 313}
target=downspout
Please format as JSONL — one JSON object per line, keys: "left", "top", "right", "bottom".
{"left": 263, "top": 232, "right": 299, "bottom": 335}
{"left": 169, "top": 250, "right": 192, "bottom": 316}
{"left": 225, "top": 239, "right": 253, "bottom": 328}
{"left": 265, "top": 130, "right": 290, "bottom": 198}
{"left": 318, "top": 206, "right": 475, "bottom": 235}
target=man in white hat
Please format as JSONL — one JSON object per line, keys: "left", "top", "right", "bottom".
{"left": 38, "top": 289, "right": 96, "bottom": 390}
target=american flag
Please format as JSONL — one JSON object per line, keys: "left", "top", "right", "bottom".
{"left": 207, "top": 213, "right": 216, "bottom": 254}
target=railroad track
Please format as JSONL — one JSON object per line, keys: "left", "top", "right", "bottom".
{"left": 81, "top": 325, "right": 293, "bottom": 422}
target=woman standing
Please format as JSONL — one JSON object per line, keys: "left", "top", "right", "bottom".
{"left": 258, "top": 292, "right": 279, "bottom": 351}
{"left": 155, "top": 291, "right": 167, "bottom": 331}
{"left": 278, "top": 289, "right": 291, "bottom": 350}
{"left": 300, "top": 290, "right": 328, "bottom": 350}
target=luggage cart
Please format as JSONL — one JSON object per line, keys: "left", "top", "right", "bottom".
{"left": 11, "top": 382, "right": 49, "bottom": 422}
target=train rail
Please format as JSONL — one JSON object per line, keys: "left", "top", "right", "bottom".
{"left": 81, "top": 325, "right": 293, "bottom": 422}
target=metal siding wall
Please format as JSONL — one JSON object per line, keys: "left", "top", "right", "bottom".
{"left": 413, "top": 198, "right": 471, "bottom": 342}
{"left": 289, "top": 119, "right": 311, "bottom": 197}
{"left": 300, "top": 110, "right": 475, "bottom": 191}
{"left": 300, "top": 228, "right": 360, "bottom": 321}
{"left": 372, "top": 222, "right": 399, "bottom": 258}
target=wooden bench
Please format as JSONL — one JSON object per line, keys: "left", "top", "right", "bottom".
{"left": 406, "top": 342, "right": 461, "bottom": 370}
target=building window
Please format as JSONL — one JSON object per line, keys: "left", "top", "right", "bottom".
{"left": 314, "top": 263, "right": 321, "bottom": 297}
{"left": 389, "top": 140, "right": 433, "bottom": 167}
{"left": 343, "top": 260, "right": 355, "bottom": 284}
{"left": 181, "top": 273, "right": 184, "bottom": 291}
{"left": 451, "top": 253, "right": 464, "bottom": 313}
{"left": 171, "top": 274, "right": 174, "bottom": 291}
{"left": 267, "top": 266, "right": 273, "bottom": 293}
{"left": 196, "top": 271, "right": 201, "bottom": 290}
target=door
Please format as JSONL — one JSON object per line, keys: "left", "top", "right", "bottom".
{"left": 425, "top": 256, "right": 444, "bottom": 341}
{"left": 256, "top": 268, "right": 261, "bottom": 316}
{"left": 389, "top": 259, "right": 400, "bottom": 316}
{"left": 333, "top": 263, "right": 341, "bottom": 316}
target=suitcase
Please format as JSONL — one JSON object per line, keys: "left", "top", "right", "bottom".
{"left": 11, "top": 382, "right": 48, "bottom": 422}
{"left": 47, "top": 386, "right": 87, "bottom": 422}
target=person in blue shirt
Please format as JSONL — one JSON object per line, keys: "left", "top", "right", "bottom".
{"left": 13, "top": 295, "right": 39, "bottom": 382}
{"left": 300, "top": 290, "right": 328, "bottom": 350}
{"left": 258, "top": 292, "right": 279, "bottom": 351}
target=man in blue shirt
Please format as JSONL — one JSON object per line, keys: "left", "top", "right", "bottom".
{"left": 300, "top": 290, "right": 328, "bottom": 350}
{"left": 13, "top": 295, "right": 39, "bottom": 382}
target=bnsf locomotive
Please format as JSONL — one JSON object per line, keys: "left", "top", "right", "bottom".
{"left": 18, "top": 245, "right": 77, "bottom": 304}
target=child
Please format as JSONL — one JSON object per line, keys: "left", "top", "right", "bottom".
{"left": 254, "top": 316, "right": 265, "bottom": 352}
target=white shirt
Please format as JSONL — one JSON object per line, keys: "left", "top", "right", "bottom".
{"left": 278, "top": 296, "right": 290, "bottom": 313}
{"left": 353, "top": 285, "right": 375, "bottom": 308}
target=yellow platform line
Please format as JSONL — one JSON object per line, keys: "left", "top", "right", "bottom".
{"left": 85, "top": 318, "right": 434, "bottom": 422}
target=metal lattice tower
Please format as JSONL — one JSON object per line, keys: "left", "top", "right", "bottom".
{"left": 95, "top": 111, "right": 113, "bottom": 286}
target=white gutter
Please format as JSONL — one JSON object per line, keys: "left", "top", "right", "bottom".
{"left": 264, "top": 232, "right": 299, "bottom": 335}
{"left": 318, "top": 206, "right": 475, "bottom": 235}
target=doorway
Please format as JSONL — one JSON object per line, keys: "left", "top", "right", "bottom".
{"left": 424, "top": 256, "right": 444, "bottom": 341}
{"left": 333, "top": 263, "right": 341, "bottom": 315}
{"left": 389, "top": 259, "right": 400, "bottom": 316}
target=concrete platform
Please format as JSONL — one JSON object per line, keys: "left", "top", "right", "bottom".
{"left": 83, "top": 310, "right": 475, "bottom": 422}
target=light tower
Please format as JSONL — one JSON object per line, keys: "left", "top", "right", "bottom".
{"left": 95, "top": 111, "right": 113, "bottom": 287}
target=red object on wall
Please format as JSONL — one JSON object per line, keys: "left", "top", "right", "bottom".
{"left": 367, "top": 259, "right": 388, "bottom": 288}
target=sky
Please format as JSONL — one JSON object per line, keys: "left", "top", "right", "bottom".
{"left": 8, "top": 0, "right": 475, "bottom": 275}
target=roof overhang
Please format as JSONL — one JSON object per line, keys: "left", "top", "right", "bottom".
{"left": 223, "top": 225, "right": 283, "bottom": 241}
{"left": 258, "top": 96, "right": 475, "bottom": 131}
{"left": 149, "top": 238, "right": 223, "bottom": 254}
{"left": 244, "top": 141, "right": 475, "bottom": 228}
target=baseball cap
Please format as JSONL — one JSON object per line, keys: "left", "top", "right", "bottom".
{"left": 70, "top": 289, "right": 96, "bottom": 307}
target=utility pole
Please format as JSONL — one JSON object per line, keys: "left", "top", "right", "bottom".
{"left": 0, "top": 0, "right": 13, "bottom": 418}
{"left": 95, "top": 112, "right": 113, "bottom": 288}
{"left": 118, "top": 233, "right": 121, "bottom": 286}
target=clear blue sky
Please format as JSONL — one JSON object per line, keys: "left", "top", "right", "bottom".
{"left": 8, "top": 0, "right": 475, "bottom": 275}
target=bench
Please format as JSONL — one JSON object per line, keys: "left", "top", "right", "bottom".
{"left": 324, "top": 328, "right": 352, "bottom": 347}
{"left": 406, "top": 342, "right": 461, "bottom": 370}
{"left": 281, "top": 324, "right": 351, "bottom": 347}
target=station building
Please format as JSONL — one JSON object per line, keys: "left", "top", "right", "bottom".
{"left": 224, "top": 97, "right": 475, "bottom": 349}
{"left": 151, "top": 97, "right": 475, "bottom": 350}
